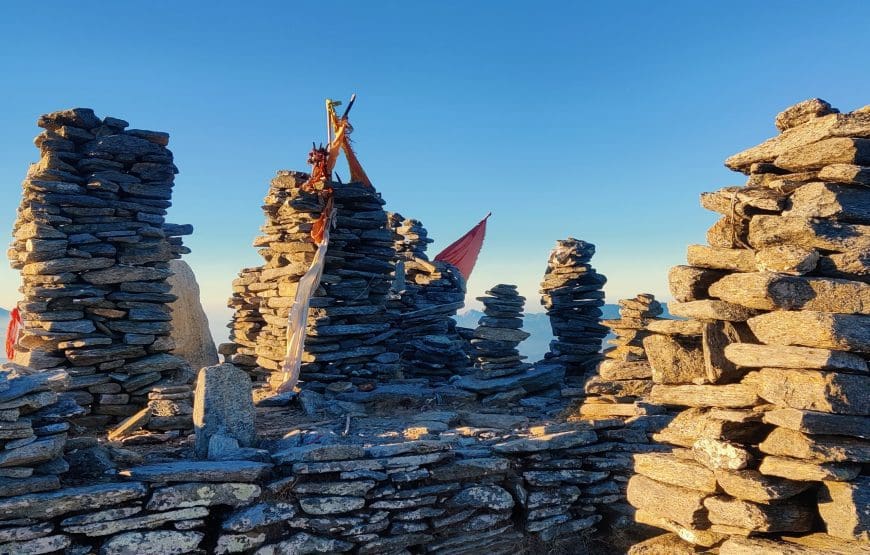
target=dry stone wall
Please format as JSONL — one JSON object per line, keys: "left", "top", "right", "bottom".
{"left": 8, "top": 108, "right": 193, "bottom": 430}
{"left": 627, "top": 99, "right": 870, "bottom": 554}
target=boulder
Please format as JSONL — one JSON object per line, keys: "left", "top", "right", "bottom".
{"left": 168, "top": 260, "right": 219, "bottom": 372}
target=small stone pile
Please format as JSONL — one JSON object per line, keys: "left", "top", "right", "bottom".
{"left": 223, "top": 172, "right": 398, "bottom": 391}
{"left": 8, "top": 108, "right": 192, "bottom": 430}
{"left": 578, "top": 294, "right": 663, "bottom": 420}
{"left": 627, "top": 99, "right": 870, "bottom": 554}
{"left": 385, "top": 213, "right": 469, "bottom": 381}
{"left": 471, "top": 285, "right": 531, "bottom": 378}
{"left": 0, "top": 368, "right": 74, "bottom": 498}
{"left": 541, "top": 238, "right": 608, "bottom": 376}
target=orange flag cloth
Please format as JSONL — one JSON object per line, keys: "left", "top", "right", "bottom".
{"left": 434, "top": 213, "right": 491, "bottom": 280}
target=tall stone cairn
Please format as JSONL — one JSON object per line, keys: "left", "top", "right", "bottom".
{"left": 8, "top": 108, "right": 193, "bottom": 429}
{"left": 626, "top": 99, "right": 870, "bottom": 554}
{"left": 385, "top": 213, "right": 469, "bottom": 381}
{"left": 578, "top": 294, "right": 664, "bottom": 420}
{"left": 223, "top": 171, "right": 398, "bottom": 391}
{"left": 540, "top": 238, "right": 608, "bottom": 375}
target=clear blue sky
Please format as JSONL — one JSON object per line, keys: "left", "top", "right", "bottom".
{"left": 2, "top": 1, "right": 870, "bottom": 343}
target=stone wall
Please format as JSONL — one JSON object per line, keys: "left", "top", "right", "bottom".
{"left": 8, "top": 108, "right": 193, "bottom": 429}
{"left": 626, "top": 99, "right": 870, "bottom": 554}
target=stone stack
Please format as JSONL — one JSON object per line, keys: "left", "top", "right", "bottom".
{"left": 223, "top": 171, "right": 398, "bottom": 391}
{"left": 578, "top": 294, "right": 663, "bottom": 420}
{"left": 0, "top": 367, "right": 75, "bottom": 498}
{"left": 627, "top": 99, "right": 870, "bottom": 553}
{"left": 385, "top": 213, "right": 469, "bottom": 381}
{"left": 8, "top": 108, "right": 192, "bottom": 429}
{"left": 541, "top": 238, "right": 609, "bottom": 376}
{"left": 470, "top": 285, "right": 531, "bottom": 379}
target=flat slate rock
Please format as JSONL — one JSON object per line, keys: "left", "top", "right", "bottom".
{"left": 119, "top": 460, "right": 271, "bottom": 483}
{"left": 0, "top": 482, "right": 147, "bottom": 519}
{"left": 453, "top": 361, "right": 565, "bottom": 394}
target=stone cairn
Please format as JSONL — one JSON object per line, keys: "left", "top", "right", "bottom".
{"left": 385, "top": 213, "right": 469, "bottom": 381}
{"left": 578, "top": 294, "right": 663, "bottom": 420}
{"left": 627, "top": 99, "right": 869, "bottom": 554}
{"left": 223, "top": 171, "right": 397, "bottom": 392}
{"left": 8, "top": 108, "right": 192, "bottom": 431}
{"left": 0, "top": 368, "right": 73, "bottom": 497}
{"left": 541, "top": 238, "right": 608, "bottom": 376}
{"left": 471, "top": 284, "right": 531, "bottom": 379}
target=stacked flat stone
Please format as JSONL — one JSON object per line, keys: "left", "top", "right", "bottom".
{"left": 386, "top": 213, "right": 469, "bottom": 380}
{"left": 578, "top": 294, "right": 663, "bottom": 420}
{"left": 8, "top": 108, "right": 192, "bottom": 430}
{"left": 451, "top": 285, "right": 567, "bottom": 407}
{"left": 627, "top": 99, "right": 870, "bottom": 554}
{"left": 223, "top": 171, "right": 398, "bottom": 391}
{"left": 0, "top": 368, "right": 75, "bottom": 499}
{"left": 541, "top": 238, "right": 608, "bottom": 376}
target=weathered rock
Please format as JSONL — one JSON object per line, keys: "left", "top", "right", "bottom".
{"left": 215, "top": 532, "right": 267, "bottom": 554}
{"left": 222, "top": 502, "right": 297, "bottom": 532}
{"left": 749, "top": 215, "right": 870, "bottom": 253}
{"left": 298, "top": 496, "right": 366, "bottom": 515}
{"left": 748, "top": 311, "right": 870, "bottom": 352}
{"left": 0, "top": 534, "right": 70, "bottom": 555}
{"left": 193, "top": 363, "right": 255, "bottom": 458}
{"left": 775, "top": 138, "right": 870, "bottom": 171}
{"left": 762, "top": 408, "right": 869, "bottom": 439}
{"left": 668, "top": 300, "right": 758, "bottom": 322}
{"left": 633, "top": 513, "right": 725, "bottom": 549}
{"left": 714, "top": 469, "right": 811, "bottom": 504}
{"left": 650, "top": 384, "right": 759, "bottom": 408}
{"left": 686, "top": 245, "right": 756, "bottom": 272}
{"left": 704, "top": 495, "right": 814, "bottom": 533}
{"left": 724, "top": 343, "right": 867, "bottom": 373}
{"left": 720, "top": 534, "right": 870, "bottom": 555}
{"left": 167, "top": 260, "right": 218, "bottom": 372}
{"left": 0, "top": 482, "right": 146, "bottom": 519}
{"left": 626, "top": 475, "right": 709, "bottom": 528}
{"left": 755, "top": 367, "right": 869, "bottom": 415}
{"left": 255, "top": 532, "right": 353, "bottom": 555}
{"left": 817, "top": 476, "right": 869, "bottom": 541}
{"left": 448, "top": 486, "right": 514, "bottom": 511}
{"left": 644, "top": 334, "right": 706, "bottom": 384}
{"left": 628, "top": 532, "right": 706, "bottom": 554}
{"left": 146, "top": 482, "right": 261, "bottom": 510}
{"left": 692, "top": 437, "right": 752, "bottom": 470}
{"left": 754, "top": 245, "right": 819, "bottom": 275}
{"left": 100, "top": 530, "right": 203, "bottom": 555}
{"left": 758, "top": 456, "right": 861, "bottom": 482}
{"left": 710, "top": 272, "right": 870, "bottom": 313}
{"left": 669, "top": 266, "right": 727, "bottom": 302}
{"left": 633, "top": 453, "right": 717, "bottom": 492}
{"left": 119, "top": 461, "right": 270, "bottom": 483}
{"left": 775, "top": 99, "right": 838, "bottom": 131}
{"left": 759, "top": 428, "right": 870, "bottom": 463}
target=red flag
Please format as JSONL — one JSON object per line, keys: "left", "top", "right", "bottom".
{"left": 434, "top": 213, "right": 490, "bottom": 280}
